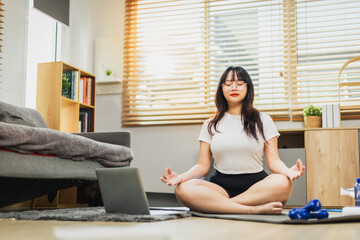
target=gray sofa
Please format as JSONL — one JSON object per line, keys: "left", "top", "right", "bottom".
{"left": 0, "top": 101, "right": 132, "bottom": 207}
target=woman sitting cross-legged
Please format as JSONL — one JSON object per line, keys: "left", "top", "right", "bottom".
{"left": 160, "top": 66, "right": 305, "bottom": 215}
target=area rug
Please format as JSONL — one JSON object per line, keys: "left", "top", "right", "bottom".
{"left": 191, "top": 211, "right": 360, "bottom": 224}
{"left": 0, "top": 207, "right": 191, "bottom": 222}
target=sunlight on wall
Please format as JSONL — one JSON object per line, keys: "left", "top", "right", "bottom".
{"left": 25, "top": 2, "right": 57, "bottom": 108}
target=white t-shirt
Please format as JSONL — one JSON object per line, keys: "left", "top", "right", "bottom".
{"left": 198, "top": 112, "right": 280, "bottom": 174}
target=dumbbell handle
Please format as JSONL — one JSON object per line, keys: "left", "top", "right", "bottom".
{"left": 310, "top": 209, "right": 329, "bottom": 219}
{"left": 300, "top": 199, "right": 321, "bottom": 212}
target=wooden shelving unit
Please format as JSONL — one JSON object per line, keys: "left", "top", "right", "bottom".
{"left": 36, "top": 61, "right": 96, "bottom": 133}
{"left": 35, "top": 61, "right": 96, "bottom": 208}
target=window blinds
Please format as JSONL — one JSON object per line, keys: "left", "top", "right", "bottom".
{"left": 123, "top": 0, "right": 360, "bottom": 126}
{"left": 123, "top": 0, "right": 214, "bottom": 125}
{"left": 292, "top": 0, "right": 360, "bottom": 120}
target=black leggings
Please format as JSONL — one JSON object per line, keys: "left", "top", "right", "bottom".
{"left": 209, "top": 170, "right": 268, "bottom": 198}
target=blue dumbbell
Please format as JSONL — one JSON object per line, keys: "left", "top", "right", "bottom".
{"left": 289, "top": 208, "right": 328, "bottom": 220}
{"left": 288, "top": 199, "right": 324, "bottom": 220}
{"left": 289, "top": 208, "right": 311, "bottom": 220}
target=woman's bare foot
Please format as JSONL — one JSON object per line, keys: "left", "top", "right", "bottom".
{"left": 252, "top": 202, "right": 283, "bottom": 215}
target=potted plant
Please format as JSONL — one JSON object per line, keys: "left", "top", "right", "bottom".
{"left": 303, "top": 105, "right": 322, "bottom": 128}
{"left": 105, "top": 69, "right": 112, "bottom": 76}
{"left": 62, "top": 75, "right": 71, "bottom": 98}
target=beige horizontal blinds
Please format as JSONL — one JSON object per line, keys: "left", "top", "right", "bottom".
{"left": 123, "top": 0, "right": 289, "bottom": 126}
{"left": 123, "top": 0, "right": 213, "bottom": 126}
{"left": 123, "top": 0, "right": 360, "bottom": 126}
{"left": 208, "top": 0, "right": 289, "bottom": 119}
{"left": 291, "top": 0, "right": 360, "bottom": 120}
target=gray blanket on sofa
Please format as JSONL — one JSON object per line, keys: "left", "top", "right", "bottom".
{"left": 0, "top": 122, "right": 133, "bottom": 167}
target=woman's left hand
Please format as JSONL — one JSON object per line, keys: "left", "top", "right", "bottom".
{"left": 286, "top": 159, "right": 305, "bottom": 181}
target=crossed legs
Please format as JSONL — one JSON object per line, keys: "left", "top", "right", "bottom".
{"left": 174, "top": 174, "right": 293, "bottom": 214}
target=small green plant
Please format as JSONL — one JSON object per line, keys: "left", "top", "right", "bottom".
{"left": 303, "top": 105, "right": 322, "bottom": 117}
{"left": 106, "top": 69, "right": 112, "bottom": 76}
{"left": 62, "top": 75, "right": 70, "bottom": 91}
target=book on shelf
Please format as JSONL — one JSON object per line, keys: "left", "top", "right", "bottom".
{"left": 79, "top": 109, "right": 91, "bottom": 133}
{"left": 83, "top": 77, "right": 88, "bottom": 104}
{"left": 79, "top": 77, "right": 93, "bottom": 105}
{"left": 74, "top": 71, "right": 79, "bottom": 101}
{"left": 326, "top": 104, "right": 333, "bottom": 128}
{"left": 332, "top": 103, "right": 341, "bottom": 127}
{"left": 79, "top": 78, "right": 84, "bottom": 104}
{"left": 322, "top": 104, "right": 327, "bottom": 128}
{"left": 87, "top": 78, "right": 92, "bottom": 105}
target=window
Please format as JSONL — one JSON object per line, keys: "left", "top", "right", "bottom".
{"left": 292, "top": 0, "right": 360, "bottom": 120}
{"left": 123, "top": 0, "right": 360, "bottom": 126}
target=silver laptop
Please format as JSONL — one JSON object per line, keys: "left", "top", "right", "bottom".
{"left": 96, "top": 167, "right": 187, "bottom": 215}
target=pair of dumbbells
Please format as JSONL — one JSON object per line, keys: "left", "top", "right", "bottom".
{"left": 288, "top": 199, "right": 329, "bottom": 220}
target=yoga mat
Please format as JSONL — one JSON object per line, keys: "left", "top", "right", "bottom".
{"left": 0, "top": 207, "right": 191, "bottom": 222}
{"left": 191, "top": 211, "right": 360, "bottom": 224}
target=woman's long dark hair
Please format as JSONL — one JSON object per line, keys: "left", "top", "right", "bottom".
{"left": 207, "top": 66, "right": 266, "bottom": 142}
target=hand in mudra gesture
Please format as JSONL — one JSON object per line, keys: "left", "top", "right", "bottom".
{"left": 160, "top": 167, "right": 184, "bottom": 186}
{"left": 286, "top": 159, "right": 305, "bottom": 181}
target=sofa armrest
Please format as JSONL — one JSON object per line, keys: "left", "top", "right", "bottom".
{"left": 74, "top": 131, "right": 131, "bottom": 148}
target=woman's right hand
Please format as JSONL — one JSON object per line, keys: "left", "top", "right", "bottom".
{"left": 160, "top": 167, "right": 184, "bottom": 186}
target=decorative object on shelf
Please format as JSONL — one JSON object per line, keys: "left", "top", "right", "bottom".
{"left": 303, "top": 105, "right": 322, "bottom": 128}
{"left": 62, "top": 74, "right": 70, "bottom": 92}
{"left": 106, "top": 69, "right": 112, "bottom": 76}
{"left": 104, "top": 69, "right": 115, "bottom": 82}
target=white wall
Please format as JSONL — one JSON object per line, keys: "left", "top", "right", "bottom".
{"left": 25, "top": 5, "right": 57, "bottom": 109}
{"left": 68, "top": 0, "right": 97, "bottom": 73}
{"left": 94, "top": 0, "right": 124, "bottom": 37}
{"left": 0, "top": 0, "right": 29, "bottom": 107}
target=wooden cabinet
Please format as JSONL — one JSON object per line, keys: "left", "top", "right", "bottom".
{"left": 305, "top": 129, "right": 359, "bottom": 207}
{"left": 278, "top": 128, "right": 359, "bottom": 208}
{"left": 36, "top": 61, "right": 96, "bottom": 133}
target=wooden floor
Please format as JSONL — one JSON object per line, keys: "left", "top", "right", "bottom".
{"left": 1, "top": 215, "right": 360, "bottom": 240}
{"left": 1, "top": 196, "right": 360, "bottom": 240}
